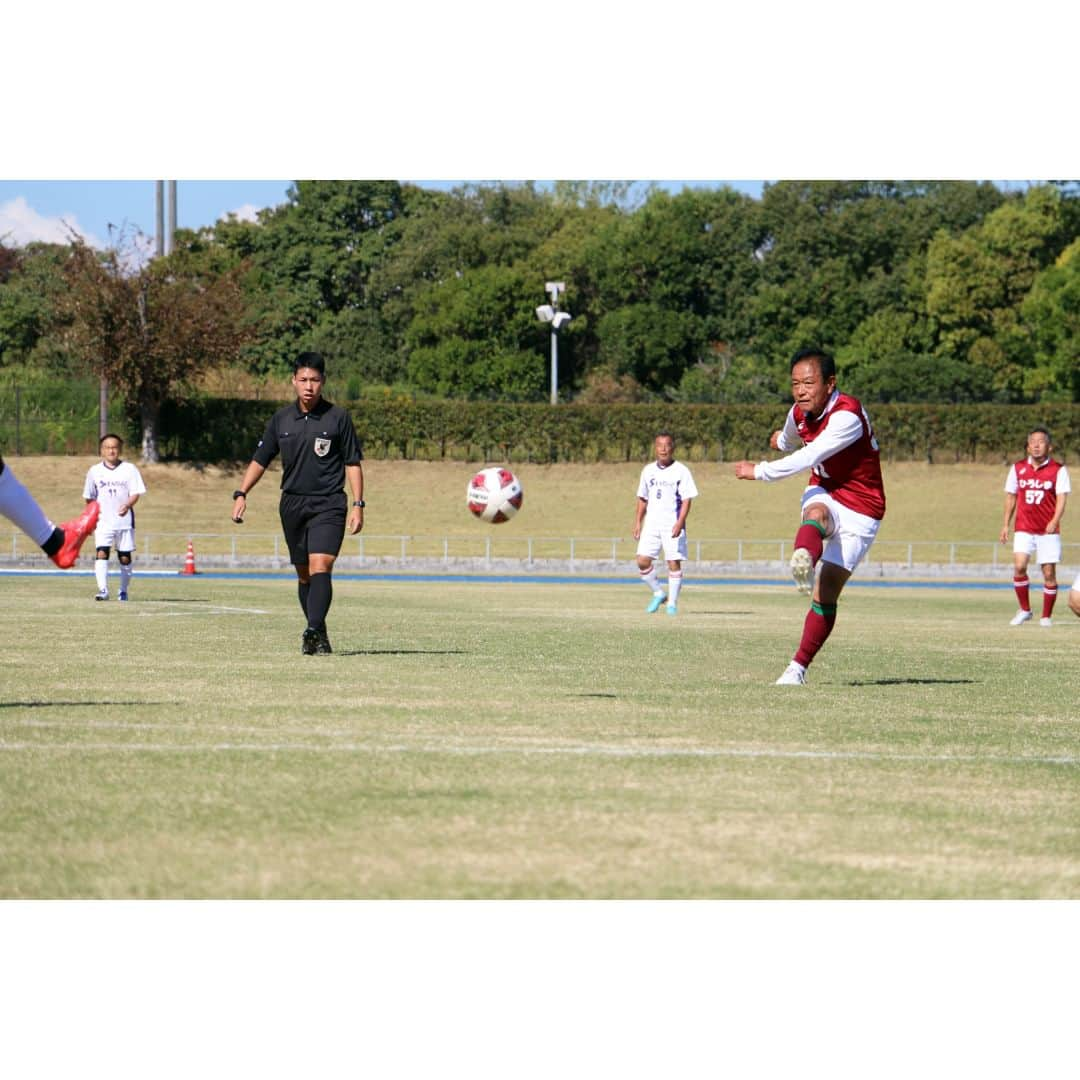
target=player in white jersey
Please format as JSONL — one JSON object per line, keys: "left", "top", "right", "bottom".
{"left": 82, "top": 433, "right": 147, "bottom": 601}
{"left": 632, "top": 431, "right": 699, "bottom": 615}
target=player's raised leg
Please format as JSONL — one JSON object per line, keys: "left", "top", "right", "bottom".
{"left": 0, "top": 455, "right": 99, "bottom": 567}
{"left": 790, "top": 511, "right": 830, "bottom": 596}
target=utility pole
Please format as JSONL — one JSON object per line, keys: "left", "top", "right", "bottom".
{"left": 167, "top": 180, "right": 177, "bottom": 254}
{"left": 155, "top": 181, "right": 165, "bottom": 257}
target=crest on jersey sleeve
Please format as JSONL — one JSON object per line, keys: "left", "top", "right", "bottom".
{"left": 314, "top": 437, "right": 331, "bottom": 457}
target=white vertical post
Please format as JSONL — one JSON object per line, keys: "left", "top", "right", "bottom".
{"left": 550, "top": 329, "right": 558, "bottom": 405}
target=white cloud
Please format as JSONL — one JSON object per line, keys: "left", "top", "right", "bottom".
{"left": 0, "top": 196, "right": 102, "bottom": 248}
{"left": 223, "top": 203, "right": 262, "bottom": 224}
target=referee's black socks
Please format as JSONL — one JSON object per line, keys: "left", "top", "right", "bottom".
{"left": 306, "top": 572, "right": 333, "bottom": 632}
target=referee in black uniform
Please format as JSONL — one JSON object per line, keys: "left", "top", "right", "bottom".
{"left": 231, "top": 352, "right": 364, "bottom": 654}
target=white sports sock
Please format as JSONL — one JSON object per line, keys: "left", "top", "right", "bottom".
{"left": 95, "top": 558, "right": 109, "bottom": 593}
{"left": 120, "top": 563, "right": 133, "bottom": 593}
{"left": 639, "top": 565, "right": 662, "bottom": 594}
{"left": 0, "top": 463, "right": 56, "bottom": 546}
{"left": 667, "top": 569, "right": 684, "bottom": 604}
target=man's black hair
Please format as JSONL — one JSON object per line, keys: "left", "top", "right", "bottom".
{"left": 293, "top": 351, "right": 326, "bottom": 376}
{"left": 99, "top": 432, "right": 124, "bottom": 447}
{"left": 790, "top": 348, "right": 835, "bottom": 380}
{"left": 1028, "top": 426, "right": 1052, "bottom": 442}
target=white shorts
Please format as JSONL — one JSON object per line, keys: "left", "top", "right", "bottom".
{"left": 94, "top": 525, "right": 136, "bottom": 552}
{"left": 636, "top": 523, "right": 689, "bottom": 563}
{"left": 1072, "top": 570, "right": 1080, "bottom": 592}
{"left": 1013, "top": 531, "right": 1062, "bottom": 564}
{"left": 800, "top": 486, "right": 880, "bottom": 574}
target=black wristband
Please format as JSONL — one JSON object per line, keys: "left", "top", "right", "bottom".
{"left": 233, "top": 490, "right": 247, "bottom": 499}
{"left": 353, "top": 500, "right": 365, "bottom": 508}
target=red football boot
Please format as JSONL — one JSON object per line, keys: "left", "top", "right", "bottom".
{"left": 51, "top": 500, "right": 100, "bottom": 568}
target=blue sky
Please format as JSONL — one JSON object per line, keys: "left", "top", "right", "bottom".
{"left": 0, "top": 180, "right": 768, "bottom": 250}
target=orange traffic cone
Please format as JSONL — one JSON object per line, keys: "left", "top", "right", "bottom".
{"left": 180, "top": 540, "right": 198, "bottom": 575}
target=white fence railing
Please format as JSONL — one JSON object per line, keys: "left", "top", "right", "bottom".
{"left": 5, "top": 531, "right": 1079, "bottom": 572}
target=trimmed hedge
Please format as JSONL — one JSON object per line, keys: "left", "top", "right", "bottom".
{"left": 155, "top": 398, "right": 1080, "bottom": 465}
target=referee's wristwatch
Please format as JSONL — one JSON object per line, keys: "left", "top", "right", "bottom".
{"left": 352, "top": 500, "right": 366, "bottom": 508}
{"left": 232, "top": 490, "right": 247, "bottom": 500}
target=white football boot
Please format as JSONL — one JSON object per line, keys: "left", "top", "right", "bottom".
{"left": 790, "top": 548, "right": 815, "bottom": 595}
{"left": 1009, "top": 610, "right": 1033, "bottom": 626}
{"left": 775, "top": 661, "right": 807, "bottom": 686}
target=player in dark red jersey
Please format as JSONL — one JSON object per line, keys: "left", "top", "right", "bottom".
{"left": 1000, "top": 427, "right": 1070, "bottom": 627}
{"left": 734, "top": 349, "right": 886, "bottom": 685}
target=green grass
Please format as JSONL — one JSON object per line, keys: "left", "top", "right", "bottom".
{"left": 2, "top": 574, "right": 1078, "bottom": 898}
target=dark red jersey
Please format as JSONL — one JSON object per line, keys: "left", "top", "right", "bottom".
{"left": 1007, "top": 458, "right": 1070, "bottom": 534}
{"left": 794, "top": 392, "right": 887, "bottom": 520}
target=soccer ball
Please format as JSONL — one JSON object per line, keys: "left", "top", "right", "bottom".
{"left": 467, "top": 467, "right": 524, "bottom": 524}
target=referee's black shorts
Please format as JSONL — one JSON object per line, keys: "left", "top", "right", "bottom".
{"left": 279, "top": 492, "right": 347, "bottom": 564}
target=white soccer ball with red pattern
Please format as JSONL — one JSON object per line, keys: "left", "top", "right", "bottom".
{"left": 467, "top": 467, "right": 524, "bottom": 524}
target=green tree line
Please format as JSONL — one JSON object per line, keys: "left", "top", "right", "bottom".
{"left": 2, "top": 181, "right": 1078, "bottom": 450}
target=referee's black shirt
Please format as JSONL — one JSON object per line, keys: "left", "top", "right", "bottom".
{"left": 252, "top": 398, "right": 363, "bottom": 496}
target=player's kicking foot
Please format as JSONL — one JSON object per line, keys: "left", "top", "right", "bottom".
{"left": 314, "top": 628, "right": 333, "bottom": 655}
{"left": 51, "top": 500, "right": 100, "bottom": 569}
{"left": 646, "top": 594, "right": 667, "bottom": 614}
{"left": 1010, "top": 610, "right": 1033, "bottom": 626}
{"left": 775, "top": 661, "right": 807, "bottom": 685}
{"left": 790, "top": 547, "right": 815, "bottom": 595}
{"left": 302, "top": 627, "right": 320, "bottom": 655}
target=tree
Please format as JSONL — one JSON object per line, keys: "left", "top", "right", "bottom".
{"left": 1020, "top": 237, "right": 1080, "bottom": 401}
{"left": 0, "top": 242, "right": 70, "bottom": 370}
{"left": 59, "top": 237, "right": 253, "bottom": 461}
{"left": 926, "top": 185, "right": 1069, "bottom": 400}
{"left": 404, "top": 264, "right": 547, "bottom": 400}
{"left": 215, "top": 180, "right": 408, "bottom": 374}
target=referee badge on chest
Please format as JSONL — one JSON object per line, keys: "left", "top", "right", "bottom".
{"left": 314, "top": 437, "right": 331, "bottom": 457}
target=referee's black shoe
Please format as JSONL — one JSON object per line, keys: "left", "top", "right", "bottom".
{"left": 302, "top": 627, "right": 320, "bottom": 655}
{"left": 314, "top": 628, "right": 333, "bottom": 655}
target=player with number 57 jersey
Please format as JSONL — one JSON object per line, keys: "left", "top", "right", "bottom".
{"left": 1005, "top": 455, "right": 1070, "bottom": 535}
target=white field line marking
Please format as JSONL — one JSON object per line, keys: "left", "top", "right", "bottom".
{"left": 134, "top": 605, "right": 269, "bottom": 616}
{"left": 0, "top": 738, "right": 1076, "bottom": 767}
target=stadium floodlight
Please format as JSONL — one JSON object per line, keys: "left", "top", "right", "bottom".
{"left": 536, "top": 282, "right": 571, "bottom": 404}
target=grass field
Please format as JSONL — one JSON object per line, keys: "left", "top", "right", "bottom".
{"left": 3, "top": 572, "right": 1077, "bottom": 898}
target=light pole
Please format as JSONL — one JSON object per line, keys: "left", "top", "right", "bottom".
{"left": 535, "top": 281, "right": 571, "bottom": 405}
